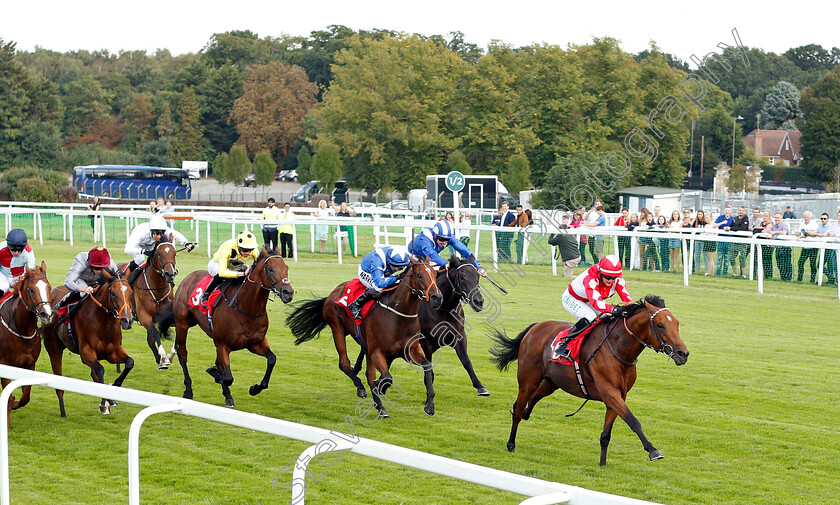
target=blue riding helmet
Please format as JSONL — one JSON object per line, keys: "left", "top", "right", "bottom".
{"left": 387, "top": 246, "right": 411, "bottom": 267}
{"left": 6, "top": 229, "right": 28, "bottom": 247}
{"left": 432, "top": 220, "right": 455, "bottom": 240}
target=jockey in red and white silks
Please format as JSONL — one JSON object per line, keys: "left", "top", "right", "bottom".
{"left": 556, "top": 255, "right": 632, "bottom": 360}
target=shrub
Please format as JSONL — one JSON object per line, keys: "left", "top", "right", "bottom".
{"left": 12, "top": 177, "right": 53, "bottom": 202}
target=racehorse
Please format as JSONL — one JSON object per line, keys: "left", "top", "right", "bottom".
{"left": 118, "top": 240, "right": 179, "bottom": 369}
{"left": 42, "top": 271, "right": 135, "bottom": 416}
{"left": 173, "top": 246, "right": 293, "bottom": 407}
{"left": 0, "top": 263, "right": 53, "bottom": 426}
{"left": 287, "top": 255, "right": 442, "bottom": 417}
{"left": 489, "top": 295, "right": 689, "bottom": 466}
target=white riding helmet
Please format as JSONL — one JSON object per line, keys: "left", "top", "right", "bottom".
{"left": 149, "top": 215, "right": 168, "bottom": 232}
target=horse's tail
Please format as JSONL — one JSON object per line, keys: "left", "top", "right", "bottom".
{"left": 489, "top": 323, "right": 537, "bottom": 372}
{"left": 286, "top": 297, "right": 328, "bottom": 345}
{"left": 154, "top": 305, "right": 175, "bottom": 340}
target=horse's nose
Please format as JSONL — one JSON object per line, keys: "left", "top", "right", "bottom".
{"left": 471, "top": 293, "right": 485, "bottom": 311}
{"left": 674, "top": 349, "right": 689, "bottom": 365}
{"left": 429, "top": 291, "right": 442, "bottom": 309}
{"left": 121, "top": 317, "right": 134, "bottom": 330}
{"left": 281, "top": 287, "right": 294, "bottom": 304}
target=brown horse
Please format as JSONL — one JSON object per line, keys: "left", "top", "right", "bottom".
{"left": 0, "top": 263, "right": 53, "bottom": 426}
{"left": 173, "top": 246, "right": 293, "bottom": 407}
{"left": 490, "top": 295, "right": 689, "bottom": 466}
{"left": 42, "top": 271, "right": 136, "bottom": 416}
{"left": 119, "top": 240, "right": 179, "bottom": 369}
{"left": 287, "top": 256, "right": 442, "bottom": 417}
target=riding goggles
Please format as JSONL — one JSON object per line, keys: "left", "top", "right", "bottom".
{"left": 8, "top": 245, "right": 24, "bottom": 253}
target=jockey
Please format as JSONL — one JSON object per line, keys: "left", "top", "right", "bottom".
{"left": 124, "top": 215, "right": 193, "bottom": 283}
{"left": 347, "top": 245, "right": 412, "bottom": 320}
{"left": 58, "top": 246, "right": 119, "bottom": 309}
{"left": 0, "top": 229, "right": 36, "bottom": 298}
{"left": 408, "top": 220, "right": 486, "bottom": 276}
{"left": 555, "top": 254, "right": 632, "bottom": 360}
{"left": 200, "top": 230, "right": 260, "bottom": 304}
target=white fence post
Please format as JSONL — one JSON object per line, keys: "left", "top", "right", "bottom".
{"left": 128, "top": 403, "right": 183, "bottom": 505}
{"left": 0, "top": 377, "right": 49, "bottom": 505}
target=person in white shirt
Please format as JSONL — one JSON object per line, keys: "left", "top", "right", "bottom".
{"left": 313, "top": 199, "right": 335, "bottom": 253}
{"left": 796, "top": 211, "right": 819, "bottom": 283}
{"left": 124, "top": 215, "right": 193, "bottom": 284}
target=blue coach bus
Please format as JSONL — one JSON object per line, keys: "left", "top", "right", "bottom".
{"left": 73, "top": 165, "right": 192, "bottom": 200}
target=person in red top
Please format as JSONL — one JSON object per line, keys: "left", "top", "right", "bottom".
{"left": 555, "top": 254, "right": 633, "bottom": 360}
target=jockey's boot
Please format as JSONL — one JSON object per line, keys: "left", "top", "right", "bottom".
{"left": 126, "top": 261, "right": 143, "bottom": 285}
{"left": 556, "top": 317, "right": 590, "bottom": 360}
{"left": 348, "top": 288, "right": 380, "bottom": 320}
{"left": 0, "top": 289, "right": 5, "bottom": 299}
{"left": 201, "top": 275, "right": 222, "bottom": 305}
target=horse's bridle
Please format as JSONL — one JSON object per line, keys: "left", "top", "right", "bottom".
{"left": 150, "top": 241, "right": 178, "bottom": 284}
{"left": 18, "top": 274, "right": 52, "bottom": 317}
{"left": 134, "top": 242, "right": 177, "bottom": 304}
{"left": 621, "top": 306, "right": 676, "bottom": 359}
{"left": 405, "top": 262, "right": 437, "bottom": 301}
{"left": 0, "top": 274, "right": 51, "bottom": 339}
{"left": 444, "top": 262, "right": 478, "bottom": 304}
{"left": 246, "top": 254, "right": 290, "bottom": 298}
{"left": 89, "top": 278, "right": 133, "bottom": 321}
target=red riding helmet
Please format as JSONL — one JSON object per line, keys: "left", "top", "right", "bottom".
{"left": 598, "top": 255, "right": 623, "bottom": 277}
{"left": 88, "top": 247, "right": 111, "bottom": 268}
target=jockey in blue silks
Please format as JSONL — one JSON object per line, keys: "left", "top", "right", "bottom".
{"left": 409, "top": 220, "right": 487, "bottom": 275}
{"left": 347, "top": 245, "right": 412, "bottom": 320}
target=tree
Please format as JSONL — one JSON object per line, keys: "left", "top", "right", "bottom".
{"left": 501, "top": 154, "right": 531, "bottom": 194}
{"left": 800, "top": 66, "right": 840, "bottom": 182}
{"left": 140, "top": 139, "right": 173, "bottom": 167}
{"left": 535, "top": 151, "right": 618, "bottom": 211}
{"left": 123, "top": 93, "right": 157, "bottom": 145}
{"left": 296, "top": 145, "right": 312, "bottom": 181}
{"left": 230, "top": 62, "right": 317, "bottom": 164}
{"left": 784, "top": 44, "right": 840, "bottom": 73}
{"left": 155, "top": 100, "right": 176, "bottom": 139}
{"left": 310, "top": 143, "right": 342, "bottom": 192}
{"left": 213, "top": 152, "right": 230, "bottom": 186}
{"left": 760, "top": 81, "right": 803, "bottom": 129}
{"left": 253, "top": 150, "right": 276, "bottom": 188}
{"left": 310, "top": 34, "right": 466, "bottom": 192}
{"left": 197, "top": 63, "right": 243, "bottom": 154}
{"left": 228, "top": 145, "right": 252, "bottom": 186}
{"left": 169, "top": 88, "right": 205, "bottom": 165}
{"left": 446, "top": 150, "right": 471, "bottom": 175}
{"left": 61, "top": 75, "right": 113, "bottom": 139}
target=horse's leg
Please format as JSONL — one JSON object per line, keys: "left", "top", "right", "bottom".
{"left": 111, "top": 347, "right": 135, "bottom": 388}
{"left": 43, "top": 332, "right": 67, "bottom": 417}
{"left": 80, "top": 348, "right": 110, "bottom": 415}
{"left": 406, "top": 340, "right": 435, "bottom": 416}
{"left": 209, "top": 345, "right": 235, "bottom": 408}
{"left": 247, "top": 339, "right": 275, "bottom": 396}
{"left": 365, "top": 350, "right": 389, "bottom": 418}
{"left": 599, "top": 408, "right": 619, "bottom": 467}
{"left": 452, "top": 332, "right": 489, "bottom": 396}
{"left": 507, "top": 369, "right": 541, "bottom": 452}
{"left": 331, "top": 325, "right": 366, "bottom": 398}
{"left": 137, "top": 307, "right": 163, "bottom": 366}
{"left": 521, "top": 378, "right": 559, "bottom": 421}
{"left": 352, "top": 348, "right": 365, "bottom": 375}
{"left": 175, "top": 322, "right": 193, "bottom": 399}
{"left": 600, "top": 385, "right": 662, "bottom": 463}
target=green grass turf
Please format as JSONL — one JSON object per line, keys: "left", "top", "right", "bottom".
{"left": 2, "top": 239, "right": 838, "bottom": 504}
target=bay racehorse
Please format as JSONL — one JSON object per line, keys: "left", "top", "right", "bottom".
{"left": 287, "top": 255, "right": 442, "bottom": 417}
{"left": 173, "top": 246, "right": 293, "bottom": 407}
{"left": 490, "top": 295, "right": 689, "bottom": 465}
{"left": 42, "top": 271, "right": 135, "bottom": 416}
{"left": 0, "top": 263, "right": 53, "bottom": 426}
{"left": 118, "top": 240, "right": 179, "bottom": 369}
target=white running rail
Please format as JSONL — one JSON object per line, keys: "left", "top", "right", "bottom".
{"left": 0, "top": 365, "right": 661, "bottom": 505}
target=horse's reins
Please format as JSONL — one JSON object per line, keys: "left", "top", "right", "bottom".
{"left": 222, "top": 255, "right": 289, "bottom": 318}
{"left": 89, "top": 278, "right": 133, "bottom": 321}
{"left": 583, "top": 306, "right": 675, "bottom": 367}
{"left": 375, "top": 262, "right": 437, "bottom": 318}
{"left": 443, "top": 262, "right": 478, "bottom": 306}
{"left": 0, "top": 274, "right": 50, "bottom": 339}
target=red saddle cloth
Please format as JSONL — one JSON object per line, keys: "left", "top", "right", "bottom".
{"left": 120, "top": 262, "right": 147, "bottom": 274}
{"left": 0, "top": 292, "right": 13, "bottom": 304}
{"left": 549, "top": 321, "right": 600, "bottom": 366}
{"left": 336, "top": 279, "right": 375, "bottom": 323}
{"left": 188, "top": 275, "right": 222, "bottom": 317}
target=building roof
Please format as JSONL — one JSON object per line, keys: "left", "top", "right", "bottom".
{"left": 743, "top": 129, "right": 802, "bottom": 159}
{"left": 618, "top": 186, "right": 682, "bottom": 197}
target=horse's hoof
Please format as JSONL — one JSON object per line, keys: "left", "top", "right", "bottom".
{"left": 99, "top": 404, "right": 111, "bottom": 415}
{"left": 224, "top": 398, "right": 235, "bottom": 408}
{"left": 424, "top": 405, "right": 435, "bottom": 416}
{"left": 107, "top": 399, "right": 118, "bottom": 407}
{"left": 378, "top": 408, "right": 389, "bottom": 418}
{"left": 649, "top": 449, "right": 664, "bottom": 461}
{"left": 183, "top": 390, "right": 193, "bottom": 400}
{"left": 356, "top": 388, "right": 367, "bottom": 399}
{"left": 476, "top": 387, "right": 490, "bottom": 396}
{"left": 206, "top": 366, "right": 223, "bottom": 383}
{"left": 249, "top": 384, "right": 263, "bottom": 396}
{"left": 158, "top": 357, "right": 170, "bottom": 370}
{"left": 506, "top": 443, "right": 515, "bottom": 453}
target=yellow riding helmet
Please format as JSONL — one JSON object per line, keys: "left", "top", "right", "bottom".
{"left": 236, "top": 230, "right": 258, "bottom": 250}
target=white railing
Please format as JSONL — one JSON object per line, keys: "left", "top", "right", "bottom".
{"left": 0, "top": 365, "right": 660, "bottom": 505}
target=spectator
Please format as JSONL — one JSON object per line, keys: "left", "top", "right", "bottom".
{"left": 583, "top": 200, "right": 604, "bottom": 262}
{"left": 332, "top": 198, "right": 356, "bottom": 254}
{"left": 614, "top": 207, "right": 631, "bottom": 268}
{"left": 148, "top": 200, "right": 159, "bottom": 213}
{"left": 314, "top": 199, "right": 335, "bottom": 253}
{"left": 582, "top": 205, "right": 607, "bottom": 261}
{"left": 796, "top": 210, "right": 819, "bottom": 283}
{"left": 261, "top": 197, "right": 280, "bottom": 250}
{"left": 492, "top": 201, "right": 516, "bottom": 260}
{"left": 729, "top": 206, "right": 751, "bottom": 278}
{"left": 550, "top": 216, "right": 582, "bottom": 277}
{"left": 756, "top": 211, "right": 775, "bottom": 280}
{"left": 783, "top": 206, "right": 796, "bottom": 219}
{"left": 695, "top": 210, "right": 715, "bottom": 276}
{"left": 444, "top": 211, "right": 457, "bottom": 257}
{"left": 640, "top": 212, "right": 660, "bottom": 271}
{"left": 161, "top": 200, "right": 175, "bottom": 227}
{"left": 637, "top": 208, "right": 650, "bottom": 267}
{"left": 86, "top": 196, "right": 101, "bottom": 230}
{"left": 749, "top": 207, "right": 762, "bottom": 230}
{"left": 512, "top": 204, "right": 528, "bottom": 263}
{"left": 626, "top": 213, "right": 640, "bottom": 270}
{"left": 714, "top": 205, "right": 734, "bottom": 277}
{"left": 769, "top": 212, "right": 792, "bottom": 281}
{"left": 814, "top": 212, "right": 835, "bottom": 285}
{"left": 458, "top": 213, "right": 471, "bottom": 247}
{"left": 279, "top": 202, "right": 296, "bottom": 258}
{"left": 656, "top": 215, "right": 670, "bottom": 272}
{"left": 571, "top": 210, "right": 588, "bottom": 265}
{"left": 668, "top": 210, "right": 682, "bottom": 273}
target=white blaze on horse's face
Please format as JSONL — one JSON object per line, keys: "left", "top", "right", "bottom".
{"left": 121, "top": 285, "right": 128, "bottom": 293}
{"left": 667, "top": 315, "right": 673, "bottom": 322}
{"left": 35, "top": 279, "right": 52, "bottom": 316}
{"left": 164, "top": 246, "right": 171, "bottom": 254}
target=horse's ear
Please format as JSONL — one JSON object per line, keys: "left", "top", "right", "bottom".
{"left": 261, "top": 245, "right": 269, "bottom": 256}
{"left": 468, "top": 254, "right": 475, "bottom": 265}
{"left": 41, "top": 260, "right": 47, "bottom": 271}
{"left": 103, "top": 270, "right": 114, "bottom": 280}
{"left": 424, "top": 255, "right": 430, "bottom": 264}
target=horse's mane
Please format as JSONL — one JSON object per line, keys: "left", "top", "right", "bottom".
{"left": 256, "top": 246, "right": 281, "bottom": 263}
{"left": 94, "top": 272, "right": 124, "bottom": 286}
{"left": 614, "top": 295, "right": 666, "bottom": 318}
